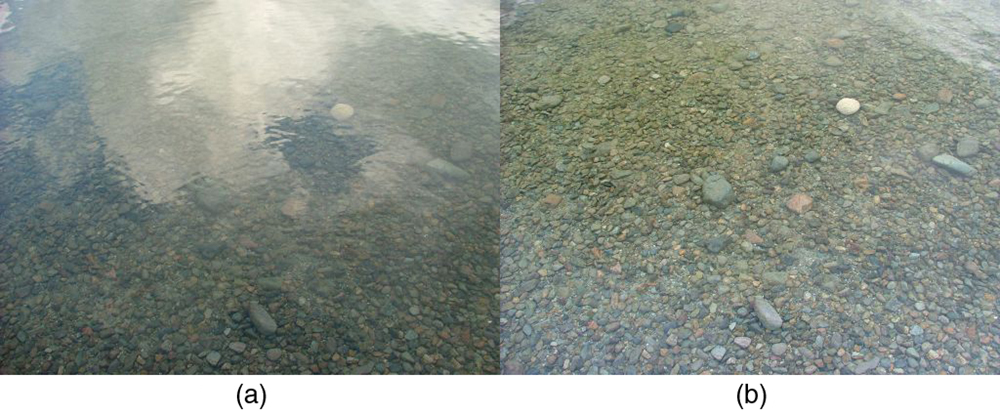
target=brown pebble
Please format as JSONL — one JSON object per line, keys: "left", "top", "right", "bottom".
{"left": 744, "top": 230, "right": 764, "bottom": 244}
{"left": 825, "top": 38, "right": 845, "bottom": 48}
{"left": 937, "top": 88, "right": 954, "bottom": 104}
{"left": 541, "top": 194, "right": 563, "bottom": 206}
{"left": 787, "top": 193, "right": 813, "bottom": 214}
{"left": 892, "top": 93, "right": 906, "bottom": 101}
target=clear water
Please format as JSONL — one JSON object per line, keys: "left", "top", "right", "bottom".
{"left": 1, "top": 0, "right": 499, "bottom": 374}
{"left": 499, "top": 0, "right": 1000, "bottom": 374}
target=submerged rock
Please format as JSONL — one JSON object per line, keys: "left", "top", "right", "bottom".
{"left": 248, "top": 302, "right": 277, "bottom": 335}
{"left": 426, "top": 158, "right": 471, "bottom": 180}
{"left": 932, "top": 154, "right": 975, "bottom": 176}
{"left": 956, "top": 138, "right": 980, "bottom": 158}
{"left": 531, "top": 95, "right": 563, "bottom": 110}
{"left": 753, "top": 296, "right": 783, "bottom": 330}
{"left": 770, "top": 155, "right": 789, "bottom": 172}
{"left": 702, "top": 175, "right": 734, "bottom": 207}
{"left": 836, "top": 98, "right": 860, "bottom": 115}
{"left": 330, "top": 103, "right": 355, "bottom": 121}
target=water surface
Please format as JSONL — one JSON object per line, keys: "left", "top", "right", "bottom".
{"left": 1, "top": 0, "right": 499, "bottom": 374}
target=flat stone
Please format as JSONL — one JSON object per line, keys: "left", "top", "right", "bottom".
{"left": 426, "top": 158, "right": 471, "bottom": 180}
{"left": 541, "top": 193, "right": 563, "bottom": 206}
{"left": 708, "top": 3, "right": 729, "bottom": 13}
{"left": 206, "top": 351, "right": 221, "bottom": 366}
{"left": 916, "top": 143, "right": 939, "bottom": 162}
{"left": 533, "top": 95, "right": 563, "bottom": 110}
{"left": 229, "top": 342, "right": 247, "bottom": 353}
{"left": 734, "top": 336, "right": 752, "bottom": 348}
{"left": 823, "top": 56, "right": 845, "bottom": 67}
{"left": 771, "top": 343, "right": 788, "bottom": 356}
{"left": 937, "top": 88, "right": 954, "bottom": 103}
{"left": 706, "top": 237, "right": 727, "bottom": 254}
{"left": 973, "top": 97, "right": 992, "bottom": 109}
{"left": 763, "top": 271, "right": 788, "bottom": 286}
{"left": 753, "top": 296, "right": 783, "bottom": 330}
{"left": 248, "top": 302, "right": 277, "bottom": 335}
{"left": 932, "top": 154, "right": 975, "bottom": 176}
{"left": 855, "top": 356, "right": 880, "bottom": 374}
{"left": 258, "top": 277, "right": 283, "bottom": 292}
{"left": 786, "top": 193, "right": 813, "bottom": 214}
{"left": 702, "top": 175, "right": 735, "bottom": 207}
{"left": 956, "top": 138, "right": 980, "bottom": 157}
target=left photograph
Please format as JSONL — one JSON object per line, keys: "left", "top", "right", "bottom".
{"left": 0, "top": 0, "right": 500, "bottom": 374}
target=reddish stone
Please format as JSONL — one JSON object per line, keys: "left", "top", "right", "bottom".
{"left": 744, "top": 230, "right": 764, "bottom": 244}
{"left": 787, "top": 193, "right": 813, "bottom": 214}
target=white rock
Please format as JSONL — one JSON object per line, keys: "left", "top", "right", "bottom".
{"left": 331, "top": 103, "right": 355, "bottom": 121}
{"left": 836, "top": 98, "right": 860, "bottom": 115}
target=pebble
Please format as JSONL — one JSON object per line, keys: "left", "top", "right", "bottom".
{"left": 836, "top": 98, "right": 860, "bottom": 115}
{"left": 910, "top": 324, "right": 924, "bottom": 337}
{"left": 956, "top": 138, "right": 979, "bottom": 157}
{"left": 248, "top": 302, "right": 278, "bottom": 335}
{"left": 708, "top": 3, "right": 729, "bottom": 13}
{"left": 330, "top": 103, "right": 355, "bottom": 121}
{"left": 665, "top": 23, "right": 685, "bottom": 34}
{"left": 229, "top": 342, "right": 247, "bottom": 353}
{"left": 711, "top": 346, "right": 727, "bottom": 361}
{"left": 931, "top": 154, "right": 975, "bottom": 176}
{"left": 786, "top": 193, "right": 813, "bottom": 214}
{"left": 734, "top": 337, "right": 752, "bottom": 349}
{"left": 823, "top": 56, "right": 845, "bottom": 67}
{"left": 541, "top": 193, "right": 563, "bottom": 206}
{"left": 702, "top": 175, "right": 735, "bottom": 207}
{"left": 753, "top": 296, "right": 783, "bottom": 330}
{"left": 409, "top": 306, "right": 421, "bottom": 316}
{"left": 706, "top": 237, "right": 727, "bottom": 254}
{"left": 206, "top": 351, "right": 221, "bottom": 367}
{"left": 973, "top": 97, "right": 992, "bottom": 109}
{"left": 804, "top": 150, "right": 821, "bottom": 163}
{"left": 426, "top": 158, "right": 471, "bottom": 180}
{"left": 769, "top": 155, "right": 789, "bottom": 172}
{"left": 597, "top": 75, "right": 611, "bottom": 85}
{"left": 266, "top": 348, "right": 282, "bottom": 361}
{"left": 937, "top": 88, "right": 954, "bottom": 103}
{"left": 855, "top": 356, "right": 880, "bottom": 374}
{"left": 763, "top": 271, "right": 788, "bottom": 286}
{"left": 533, "top": 95, "right": 563, "bottom": 110}
{"left": 916, "top": 143, "right": 939, "bottom": 162}
{"left": 771, "top": 343, "right": 788, "bottom": 356}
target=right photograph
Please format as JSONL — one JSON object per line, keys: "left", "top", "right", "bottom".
{"left": 500, "top": 0, "right": 1000, "bottom": 375}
